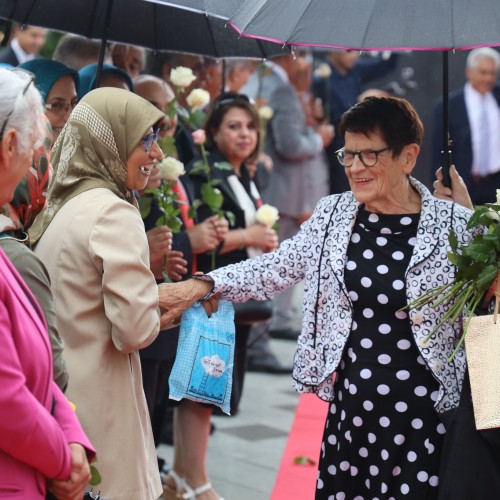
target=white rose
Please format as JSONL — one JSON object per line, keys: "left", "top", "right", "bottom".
{"left": 485, "top": 209, "right": 500, "bottom": 222}
{"left": 496, "top": 188, "right": 500, "bottom": 204}
{"left": 186, "top": 88, "right": 210, "bottom": 109}
{"left": 313, "top": 63, "right": 332, "bottom": 79}
{"left": 159, "top": 156, "right": 185, "bottom": 181}
{"left": 258, "top": 105, "right": 274, "bottom": 121}
{"left": 255, "top": 204, "right": 279, "bottom": 226}
{"left": 170, "top": 66, "right": 197, "bottom": 88}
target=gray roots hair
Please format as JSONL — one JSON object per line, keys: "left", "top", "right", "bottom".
{"left": 0, "top": 68, "right": 45, "bottom": 154}
{"left": 466, "top": 47, "right": 500, "bottom": 73}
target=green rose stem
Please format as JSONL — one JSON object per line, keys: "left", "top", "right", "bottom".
{"left": 139, "top": 180, "right": 183, "bottom": 282}
{"left": 199, "top": 145, "right": 217, "bottom": 270}
{"left": 189, "top": 143, "right": 235, "bottom": 270}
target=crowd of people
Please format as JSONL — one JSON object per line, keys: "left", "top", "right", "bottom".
{"left": 0, "top": 22, "right": 497, "bottom": 500}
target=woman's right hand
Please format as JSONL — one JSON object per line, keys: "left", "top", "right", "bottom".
{"left": 147, "top": 226, "right": 173, "bottom": 264}
{"left": 46, "top": 443, "right": 90, "bottom": 500}
{"left": 245, "top": 224, "right": 279, "bottom": 252}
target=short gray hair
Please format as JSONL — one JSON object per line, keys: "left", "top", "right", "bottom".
{"left": 466, "top": 47, "right": 500, "bottom": 72}
{"left": 53, "top": 34, "right": 111, "bottom": 71}
{"left": 0, "top": 68, "right": 45, "bottom": 154}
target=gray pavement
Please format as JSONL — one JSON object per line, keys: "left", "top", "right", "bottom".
{"left": 157, "top": 337, "right": 299, "bottom": 500}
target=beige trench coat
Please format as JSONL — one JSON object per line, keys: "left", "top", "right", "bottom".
{"left": 35, "top": 188, "right": 162, "bottom": 499}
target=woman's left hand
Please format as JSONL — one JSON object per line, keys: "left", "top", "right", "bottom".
{"left": 166, "top": 250, "right": 188, "bottom": 281}
{"left": 46, "top": 443, "right": 90, "bottom": 500}
{"left": 433, "top": 165, "right": 473, "bottom": 210}
{"left": 212, "top": 215, "right": 229, "bottom": 241}
{"left": 246, "top": 224, "right": 278, "bottom": 252}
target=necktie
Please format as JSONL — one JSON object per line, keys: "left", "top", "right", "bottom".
{"left": 171, "top": 180, "right": 197, "bottom": 272}
{"left": 478, "top": 97, "right": 490, "bottom": 177}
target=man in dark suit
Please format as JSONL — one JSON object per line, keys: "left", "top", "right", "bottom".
{"left": 432, "top": 48, "right": 500, "bottom": 205}
{"left": 0, "top": 25, "right": 46, "bottom": 66}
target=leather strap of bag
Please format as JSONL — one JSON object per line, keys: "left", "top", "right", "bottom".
{"left": 459, "top": 367, "right": 472, "bottom": 409}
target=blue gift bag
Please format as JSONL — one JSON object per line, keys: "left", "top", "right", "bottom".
{"left": 169, "top": 300, "right": 235, "bottom": 415}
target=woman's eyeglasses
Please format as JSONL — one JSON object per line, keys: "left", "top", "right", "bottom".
{"left": 44, "top": 98, "right": 79, "bottom": 116}
{"left": 336, "top": 146, "right": 391, "bottom": 168}
{"left": 0, "top": 69, "right": 35, "bottom": 139}
{"left": 142, "top": 128, "right": 160, "bottom": 151}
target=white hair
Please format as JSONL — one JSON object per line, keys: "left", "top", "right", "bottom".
{"left": 466, "top": 47, "right": 500, "bottom": 72}
{"left": 0, "top": 67, "right": 45, "bottom": 154}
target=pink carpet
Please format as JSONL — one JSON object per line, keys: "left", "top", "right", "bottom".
{"left": 271, "top": 394, "right": 329, "bottom": 500}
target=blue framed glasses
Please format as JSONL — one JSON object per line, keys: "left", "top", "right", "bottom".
{"left": 142, "top": 128, "right": 160, "bottom": 152}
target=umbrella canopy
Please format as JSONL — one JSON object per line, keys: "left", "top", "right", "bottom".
{"left": 224, "top": 0, "right": 500, "bottom": 51}
{"left": 198, "top": 0, "right": 500, "bottom": 187}
{"left": 0, "top": 0, "right": 288, "bottom": 59}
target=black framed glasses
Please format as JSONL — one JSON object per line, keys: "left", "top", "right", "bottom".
{"left": 44, "top": 98, "right": 79, "bottom": 116}
{"left": 0, "top": 68, "right": 35, "bottom": 139}
{"left": 335, "top": 146, "right": 391, "bottom": 168}
{"left": 142, "top": 128, "right": 160, "bottom": 151}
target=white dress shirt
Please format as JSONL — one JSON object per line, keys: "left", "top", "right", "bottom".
{"left": 464, "top": 82, "right": 500, "bottom": 175}
{"left": 10, "top": 38, "right": 36, "bottom": 65}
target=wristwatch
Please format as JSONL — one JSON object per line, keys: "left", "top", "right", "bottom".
{"left": 190, "top": 274, "right": 215, "bottom": 300}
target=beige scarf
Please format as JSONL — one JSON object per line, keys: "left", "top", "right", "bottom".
{"left": 30, "top": 87, "right": 164, "bottom": 244}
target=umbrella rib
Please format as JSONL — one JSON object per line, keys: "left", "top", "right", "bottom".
{"left": 153, "top": 2, "right": 159, "bottom": 52}
{"left": 20, "top": 0, "right": 38, "bottom": 26}
{"left": 87, "top": 0, "right": 101, "bottom": 39}
{"left": 282, "top": 0, "right": 314, "bottom": 44}
{"left": 450, "top": 0, "right": 456, "bottom": 49}
{"left": 204, "top": 15, "right": 219, "bottom": 59}
{"left": 255, "top": 37, "right": 266, "bottom": 59}
{"left": 360, "top": 1, "right": 380, "bottom": 49}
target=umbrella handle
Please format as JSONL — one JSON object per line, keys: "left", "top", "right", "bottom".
{"left": 441, "top": 145, "right": 452, "bottom": 188}
{"left": 441, "top": 52, "right": 452, "bottom": 189}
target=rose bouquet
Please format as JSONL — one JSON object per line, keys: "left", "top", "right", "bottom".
{"left": 408, "top": 193, "right": 500, "bottom": 360}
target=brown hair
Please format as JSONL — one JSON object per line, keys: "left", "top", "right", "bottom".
{"left": 339, "top": 97, "right": 424, "bottom": 156}
{"left": 204, "top": 92, "right": 261, "bottom": 163}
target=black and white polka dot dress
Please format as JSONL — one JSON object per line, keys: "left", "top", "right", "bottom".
{"left": 316, "top": 207, "right": 446, "bottom": 500}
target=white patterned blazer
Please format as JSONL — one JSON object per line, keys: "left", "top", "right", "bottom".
{"left": 209, "top": 178, "right": 478, "bottom": 413}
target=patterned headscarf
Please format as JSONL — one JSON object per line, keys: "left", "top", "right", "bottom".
{"left": 0, "top": 115, "right": 53, "bottom": 235}
{"left": 29, "top": 87, "right": 164, "bottom": 244}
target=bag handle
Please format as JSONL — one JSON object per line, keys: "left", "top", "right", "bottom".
{"left": 494, "top": 275, "right": 500, "bottom": 324}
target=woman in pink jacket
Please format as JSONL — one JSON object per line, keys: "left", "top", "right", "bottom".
{"left": 0, "top": 67, "right": 94, "bottom": 499}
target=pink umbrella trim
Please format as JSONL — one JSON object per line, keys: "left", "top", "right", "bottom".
{"left": 228, "top": 21, "right": 500, "bottom": 52}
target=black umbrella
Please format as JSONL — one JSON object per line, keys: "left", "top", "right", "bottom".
{"left": 164, "top": 0, "right": 500, "bottom": 187}
{"left": 0, "top": 0, "right": 289, "bottom": 88}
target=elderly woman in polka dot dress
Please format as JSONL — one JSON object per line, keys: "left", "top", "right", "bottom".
{"left": 158, "top": 97, "right": 480, "bottom": 499}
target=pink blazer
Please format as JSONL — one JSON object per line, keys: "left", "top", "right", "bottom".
{"left": 0, "top": 249, "right": 95, "bottom": 498}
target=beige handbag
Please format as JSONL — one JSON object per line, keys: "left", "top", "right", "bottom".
{"left": 464, "top": 289, "right": 500, "bottom": 430}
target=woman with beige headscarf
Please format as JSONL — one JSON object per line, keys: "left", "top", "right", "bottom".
{"left": 31, "top": 87, "right": 171, "bottom": 499}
